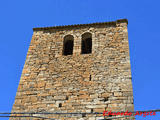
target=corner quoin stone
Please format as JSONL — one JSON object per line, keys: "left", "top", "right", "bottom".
{"left": 11, "top": 19, "right": 134, "bottom": 120}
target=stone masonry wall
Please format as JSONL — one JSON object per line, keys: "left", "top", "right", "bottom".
{"left": 11, "top": 20, "right": 134, "bottom": 120}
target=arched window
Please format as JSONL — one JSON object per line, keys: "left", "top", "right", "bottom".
{"left": 81, "top": 32, "right": 92, "bottom": 54}
{"left": 63, "top": 35, "right": 74, "bottom": 55}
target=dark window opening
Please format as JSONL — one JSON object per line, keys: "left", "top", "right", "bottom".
{"left": 66, "top": 96, "right": 69, "bottom": 100}
{"left": 82, "top": 113, "right": 86, "bottom": 117}
{"left": 104, "top": 97, "right": 108, "bottom": 102}
{"left": 63, "top": 35, "right": 74, "bottom": 55}
{"left": 91, "top": 109, "right": 93, "bottom": 113}
{"left": 81, "top": 32, "right": 92, "bottom": 54}
{"left": 59, "top": 103, "right": 62, "bottom": 107}
{"left": 89, "top": 75, "right": 91, "bottom": 81}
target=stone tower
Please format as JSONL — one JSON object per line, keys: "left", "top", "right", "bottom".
{"left": 11, "top": 19, "right": 134, "bottom": 120}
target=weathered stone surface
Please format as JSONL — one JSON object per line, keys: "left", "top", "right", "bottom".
{"left": 11, "top": 19, "right": 134, "bottom": 120}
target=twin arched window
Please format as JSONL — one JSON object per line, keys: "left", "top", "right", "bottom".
{"left": 63, "top": 32, "right": 92, "bottom": 56}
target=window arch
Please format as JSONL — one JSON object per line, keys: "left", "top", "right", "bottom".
{"left": 63, "top": 35, "right": 74, "bottom": 55}
{"left": 81, "top": 32, "right": 92, "bottom": 54}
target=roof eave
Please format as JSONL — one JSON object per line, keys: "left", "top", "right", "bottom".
{"left": 33, "top": 19, "right": 128, "bottom": 31}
